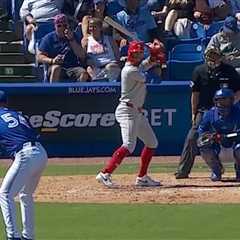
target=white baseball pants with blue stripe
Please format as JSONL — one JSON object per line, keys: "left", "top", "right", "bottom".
{"left": 0, "top": 142, "right": 48, "bottom": 239}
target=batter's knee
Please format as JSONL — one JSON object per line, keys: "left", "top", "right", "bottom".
{"left": 146, "top": 138, "right": 158, "bottom": 149}
{"left": 122, "top": 142, "right": 136, "bottom": 154}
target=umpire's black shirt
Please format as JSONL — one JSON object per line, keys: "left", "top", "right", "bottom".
{"left": 191, "top": 62, "right": 240, "bottom": 110}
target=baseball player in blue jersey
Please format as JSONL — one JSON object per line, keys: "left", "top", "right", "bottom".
{"left": 0, "top": 91, "right": 48, "bottom": 240}
{"left": 198, "top": 88, "right": 240, "bottom": 181}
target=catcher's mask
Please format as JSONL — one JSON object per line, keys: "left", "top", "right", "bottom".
{"left": 127, "top": 41, "right": 144, "bottom": 65}
{"left": 214, "top": 88, "right": 234, "bottom": 116}
{"left": 205, "top": 47, "right": 222, "bottom": 69}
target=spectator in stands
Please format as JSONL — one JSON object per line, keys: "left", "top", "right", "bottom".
{"left": 20, "top": 0, "right": 64, "bottom": 54}
{"left": 37, "top": 14, "right": 89, "bottom": 83}
{"left": 206, "top": 16, "right": 240, "bottom": 73}
{"left": 229, "top": 0, "right": 240, "bottom": 20}
{"left": 175, "top": 47, "right": 240, "bottom": 179}
{"left": 81, "top": 0, "right": 109, "bottom": 38}
{"left": 82, "top": 17, "right": 121, "bottom": 81}
{"left": 151, "top": 0, "right": 196, "bottom": 37}
{"left": 116, "top": 0, "right": 159, "bottom": 43}
{"left": 194, "top": 0, "right": 230, "bottom": 25}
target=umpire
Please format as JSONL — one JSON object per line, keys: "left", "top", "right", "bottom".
{"left": 175, "top": 47, "right": 240, "bottom": 179}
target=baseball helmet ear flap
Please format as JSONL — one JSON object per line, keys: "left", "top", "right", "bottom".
{"left": 127, "top": 40, "right": 144, "bottom": 64}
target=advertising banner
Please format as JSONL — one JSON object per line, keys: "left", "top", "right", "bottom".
{"left": 0, "top": 82, "right": 191, "bottom": 156}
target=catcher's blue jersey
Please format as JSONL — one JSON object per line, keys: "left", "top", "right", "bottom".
{"left": 198, "top": 105, "right": 240, "bottom": 135}
{"left": 0, "top": 107, "right": 38, "bottom": 157}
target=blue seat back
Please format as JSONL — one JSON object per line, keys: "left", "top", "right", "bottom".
{"left": 206, "top": 20, "right": 224, "bottom": 38}
{"left": 167, "top": 59, "right": 204, "bottom": 81}
{"left": 169, "top": 43, "right": 204, "bottom": 61}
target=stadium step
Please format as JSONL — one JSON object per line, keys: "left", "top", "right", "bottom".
{"left": 0, "top": 41, "right": 23, "bottom": 53}
{"left": 0, "top": 20, "right": 11, "bottom": 31}
{"left": 0, "top": 53, "right": 26, "bottom": 63}
{"left": 0, "top": 63, "right": 36, "bottom": 76}
{"left": 0, "top": 75, "right": 39, "bottom": 83}
{"left": 0, "top": 30, "right": 21, "bottom": 42}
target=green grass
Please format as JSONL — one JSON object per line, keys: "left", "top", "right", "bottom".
{"left": 0, "top": 162, "right": 238, "bottom": 240}
{"left": 0, "top": 203, "right": 239, "bottom": 240}
{"left": 0, "top": 162, "right": 235, "bottom": 177}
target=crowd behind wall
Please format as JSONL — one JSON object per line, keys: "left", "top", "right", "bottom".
{"left": 0, "top": 0, "right": 240, "bottom": 83}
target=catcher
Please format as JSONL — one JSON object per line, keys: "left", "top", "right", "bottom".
{"left": 197, "top": 88, "right": 240, "bottom": 181}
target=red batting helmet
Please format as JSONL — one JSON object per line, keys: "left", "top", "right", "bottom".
{"left": 127, "top": 41, "right": 144, "bottom": 64}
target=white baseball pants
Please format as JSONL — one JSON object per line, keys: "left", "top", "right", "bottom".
{"left": 115, "top": 103, "right": 158, "bottom": 153}
{"left": 0, "top": 142, "right": 48, "bottom": 239}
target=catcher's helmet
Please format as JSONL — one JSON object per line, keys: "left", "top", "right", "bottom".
{"left": 127, "top": 41, "right": 144, "bottom": 64}
{"left": 214, "top": 88, "right": 234, "bottom": 116}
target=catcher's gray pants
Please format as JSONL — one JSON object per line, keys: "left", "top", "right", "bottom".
{"left": 176, "top": 111, "right": 203, "bottom": 175}
{"left": 200, "top": 144, "right": 240, "bottom": 173}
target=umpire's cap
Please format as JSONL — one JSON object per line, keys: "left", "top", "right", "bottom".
{"left": 0, "top": 90, "right": 7, "bottom": 103}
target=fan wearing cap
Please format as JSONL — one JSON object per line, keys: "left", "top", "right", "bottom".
{"left": 0, "top": 90, "right": 48, "bottom": 240}
{"left": 206, "top": 16, "right": 240, "bottom": 73}
{"left": 96, "top": 40, "right": 161, "bottom": 187}
{"left": 175, "top": 46, "right": 240, "bottom": 179}
{"left": 37, "top": 14, "right": 90, "bottom": 83}
{"left": 197, "top": 88, "right": 240, "bottom": 182}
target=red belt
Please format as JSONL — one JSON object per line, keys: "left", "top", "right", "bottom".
{"left": 124, "top": 102, "right": 143, "bottom": 112}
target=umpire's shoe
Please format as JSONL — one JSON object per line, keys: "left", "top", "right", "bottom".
{"left": 96, "top": 172, "right": 113, "bottom": 187}
{"left": 175, "top": 172, "right": 189, "bottom": 179}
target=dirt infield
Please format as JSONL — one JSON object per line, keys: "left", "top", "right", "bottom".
{"left": 34, "top": 156, "right": 240, "bottom": 204}
{"left": 2, "top": 156, "right": 240, "bottom": 204}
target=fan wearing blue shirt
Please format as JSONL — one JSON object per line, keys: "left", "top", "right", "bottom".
{"left": 0, "top": 91, "right": 48, "bottom": 240}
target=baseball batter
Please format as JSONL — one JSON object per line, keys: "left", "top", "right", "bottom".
{"left": 0, "top": 91, "right": 48, "bottom": 240}
{"left": 96, "top": 40, "right": 160, "bottom": 187}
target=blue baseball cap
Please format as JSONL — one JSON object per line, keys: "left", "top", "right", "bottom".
{"left": 0, "top": 90, "right": 7, "bottom": 103}
{"left": 223, "top": 16, "right": 240, "bottom": 33}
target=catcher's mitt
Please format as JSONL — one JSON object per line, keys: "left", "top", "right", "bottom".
{"left": 197, "top": 132, "right": 222, "bottom": 148}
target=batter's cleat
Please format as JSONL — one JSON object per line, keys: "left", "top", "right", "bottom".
{"left": 21, "top": 237, "right": 33, "bottom": 240}
{"left": 135, "top": 175, "right": 161, "bottom": 187}
{"left": 210, "top": 172, "right": 222, "bottom": 181}
{"left": 7, "top": 238, "right": 21, "bottom": 240}
{"left": 96, "top": 172, "right": 113, "bottom": 187}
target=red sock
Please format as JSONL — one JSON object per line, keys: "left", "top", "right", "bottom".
{"left": 103, "top": 146, "right": 130, "bottom": 174}
{"left": 138, "top": 147, "right": 154, "bottom": 177}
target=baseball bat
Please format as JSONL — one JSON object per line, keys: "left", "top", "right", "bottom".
{"left": 104, "top": 16, "right": 141, "bottom": 41}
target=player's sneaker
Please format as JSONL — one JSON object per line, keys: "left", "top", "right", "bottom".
{"left": 96, "top": 172, "right": 113, "bottom": 187}
{"left": 135, "top": 175, "right": 161, "bottom": 187}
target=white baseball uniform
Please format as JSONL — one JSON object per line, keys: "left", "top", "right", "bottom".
{"left": 116, "top": 60, "right": 158, "bottom": 153}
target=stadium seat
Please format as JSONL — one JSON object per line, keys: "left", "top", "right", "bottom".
{"left": 167, "top": 59, "right": 204, "bottom": 81}
{"left": 169, "top": 43, "right": 205, "bottom": 61}
{"left": 205, "top": 20, "right": 224, "bottom": 44}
